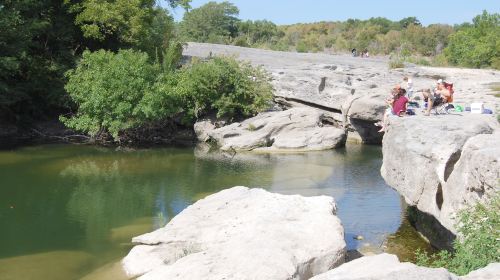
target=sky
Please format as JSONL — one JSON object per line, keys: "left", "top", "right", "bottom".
{"left": 166, "top": 0, "right": 499, "bottom": 26}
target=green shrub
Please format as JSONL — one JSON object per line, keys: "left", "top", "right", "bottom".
{"left": 389, "top": 56, "right": 405, "bottom": 69}
{"left": 296, "top": 41, "right": 310, "bottom": 53}
{"left": 61, "top": 49, "right": 175, "bottom": 140}
{"left": 174, "top": 56, "right": 273, "bottom": 122}
{"left": 416, "top": 194, "right": 500, "bottom": 275}
{"left": 233, "top": 36, "right": 250, "bottom": 47}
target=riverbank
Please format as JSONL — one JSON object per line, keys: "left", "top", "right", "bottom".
{"left": 0, "top": 119, "right": 197, "bottom": 150}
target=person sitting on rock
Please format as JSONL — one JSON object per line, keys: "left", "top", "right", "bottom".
{"left": 376, "top": 88, "right": 408, "bottom": 132}
{"left": 422, "top": 79, "right": 452, "bottom": 116}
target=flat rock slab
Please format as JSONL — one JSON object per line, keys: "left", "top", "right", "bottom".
{"left": 197, "top": 107, "right": 346, "bottom": 152}
{"left": 185, "top": 43, "right": 500, "bottom": 124}
{"left": 311, "top": 253, "right": 500, "bottom": 280}
{"left": 122, "top": 186, "right": 346, "bottom": 280}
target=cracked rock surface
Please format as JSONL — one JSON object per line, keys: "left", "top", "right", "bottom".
{"left": 185, "top": 43, "right": 500, "bottom": 145}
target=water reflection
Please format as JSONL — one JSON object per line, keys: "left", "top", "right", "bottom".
{"left": 0, "top": 144, "right": 404, "bottom": 279}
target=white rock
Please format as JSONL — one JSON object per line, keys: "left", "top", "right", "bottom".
{"left": 311, "top": 253, "right": 459, "bottom": 280}
{"left": 122, "top": 186, "right": 346, "bottom": 280}
{"left": 193, "top": 120, "right": 216, "bottom": 142}
{"left": 461, "top": 263, "right": 500, "bottom": 280}
{"left": 185, "top": 42, "right": 500, "bottom": 144}
{"left": 381, "top": 114, "right": 499, "bottom": 235}
{"left": 204, "top": 108, "right": 346, "bottom": 152}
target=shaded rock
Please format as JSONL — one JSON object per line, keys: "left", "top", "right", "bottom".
{"left": 310, "top": 253, "right": 459, "bottom": 280}
{"left": 347, "top": 93, "right": 386, "bottom": 122}
{"left": 202, "top": 108, "right": 346, "bottom": 152}
{"left": 193, "top": 120, "right": 216, "bottom": 142}
{"left": 123, "top": 186, "right": 346, "bottom": 280}
{"left": 381, "top": 115, "right": 499, "bottom": 238}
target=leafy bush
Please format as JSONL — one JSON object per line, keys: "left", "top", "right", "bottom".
{"left": 389, "top": 56, "right": 405, "bottom": 69}
{"left": 296, "top": 41, "right": 310, "bottom": 53}
{"left": 61, "top": 49, "right": 174, "bottom": 140}
{"left": 174, "top": 56, "right": 273, "bottom": 122}
{"left": 444, "top": 11, "right": 499, "bottom": 69}
{"left": 416, "top": 194, "right": 500, "bottom": 275}
{"left": 62, "top": 50, "right": 273, "bottom": 141}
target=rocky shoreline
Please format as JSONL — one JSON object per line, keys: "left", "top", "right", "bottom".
{"left": 188, "top": 43, "right": 499, "bottom": 247}
{"left": 119, "top": 43, "right": 500, "bottom": 279}
{"left": 4, "top": 43, "right": 499, "bottom": 279}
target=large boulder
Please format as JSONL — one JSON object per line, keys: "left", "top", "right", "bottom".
{"left": 311, "top": 253, "right": 500, "bottom": 280}
{"left": 122, "top": 187, "right": 346, "bottom": 280}
{"left": 381, "top": 114, "right": 499, "bottom": 239}
{"left": 343, "top": 93, "right": 387, "bottom": 144}
{"left": 196, "top": 108, "right": 346, "bottom": 152}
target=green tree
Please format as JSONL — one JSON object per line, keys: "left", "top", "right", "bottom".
{"left": 61, "top": 49, "right": 173, "bottom": 140}
{"left": 236, "top": 20, "right": 281, "bottom": 46}
{"left": 444, "top": 11, "right": 499, "bottom": 69}
{"left": 66, "top": 0, "right": 179, "bottom": 57}
{"left": 179, "top": 1, "right": 240, "bottom": 43}
{"left": 0, "top": 0, "right": 80, "bottom": 122}
{"left": 399, "top": 17, "right": 422, "bottom": 28}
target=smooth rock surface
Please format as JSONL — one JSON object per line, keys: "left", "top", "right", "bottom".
{"left": 311, "top": 253, "right": 500, "bottom": 280}
{"left": 122, "top": 186, "right": 346, "bottom": 280}
{"left": 381, "top": 114, "right": 499, "bottom": 235}
{"left": 196, "top": 107, "right": 346, "bottom": 152}
{"left": 310, "top": 253, "right": 500, "bottom": 280}
{"left": 461, "top": 263, "right": 500, "bottom": 280}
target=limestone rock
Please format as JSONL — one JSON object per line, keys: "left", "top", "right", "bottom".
{"left": 122, "top": 186, "right": 346, "bottom": 280}
{"left": 184, "top": 43, "right": 500, "bottom": 144}
{"left": 310, "top": 253, "right": 459, "bottom": 280}
{"left": 193, "top": 120, "right": 216, "bottom": 142}
{"left": 203, "top": 108, "right": 346, "bottom": 152}
{"left": 461, "top": 263, "right": 500, "bottom": 280}
{"left": 381, "top": 115, "right": 499, "bottom": 236}
{"left": 440, "top": 132, "right": 500, "bottom": 231}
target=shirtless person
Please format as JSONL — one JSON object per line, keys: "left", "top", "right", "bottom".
{"left": 422, "top": 79, "right": 452, "bottom": 116}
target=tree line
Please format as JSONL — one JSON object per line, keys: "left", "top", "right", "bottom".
{"left": 177, "top": 1, "right": 499, "bottom": 69}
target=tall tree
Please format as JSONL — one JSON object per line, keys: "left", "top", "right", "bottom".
{"left": 179, "top": 1, "right": 240, "bottom": 43}
{"left": 0, "top": 0, "right": 80, "bottom": 121}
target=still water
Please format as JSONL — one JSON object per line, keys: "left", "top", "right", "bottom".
{"left": 0, "top": 144, "right": 428, "bottom": 279}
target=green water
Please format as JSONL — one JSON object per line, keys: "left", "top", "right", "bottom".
{"left": 0, "top": 144, "right": 429, "bottom": 279}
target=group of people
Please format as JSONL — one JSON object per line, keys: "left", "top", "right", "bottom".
{"left": 375, "top": 78, "right": 453, "bottom": 132}
{"left": 351, "top": 48, "right": 370, "bottom": 58}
